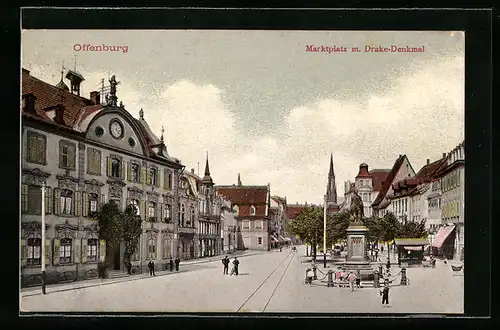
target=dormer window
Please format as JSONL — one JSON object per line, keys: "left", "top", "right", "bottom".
{"left": 250, "top": 205, "right": 256, "bottom": 216}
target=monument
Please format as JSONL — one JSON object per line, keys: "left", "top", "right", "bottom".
{"left": 342, "top": 189, "right": 374, "bottom": 279}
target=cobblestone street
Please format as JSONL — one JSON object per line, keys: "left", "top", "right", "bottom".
{"left": 21, "top": 246, "right": 463, "bottom": 313}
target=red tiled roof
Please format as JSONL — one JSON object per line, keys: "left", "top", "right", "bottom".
{"left": 216, "top": 186, "right": 268, "bottom": 205}
{"left": 22, "top": 69, "right": 92, "bottom": 127}
{"left": 372, "top": 155, "right": 406, "bottom": 207}
{"left": 416, "top": 158, "right": 447, "bottom": 179}
{"left": 369, "top": 170, "right": 391, "bottom": 192}
{"left": 286, "top": 205, "right": 307, "bottom": 219}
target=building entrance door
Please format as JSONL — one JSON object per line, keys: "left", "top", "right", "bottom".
{"left": 113, "top": 248, "right": 120, "bottom": 270}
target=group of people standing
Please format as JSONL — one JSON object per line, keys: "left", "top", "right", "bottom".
{"left": 147, "top": 257, "right": 181, "bottom": 276}
{"left": 222, "top": 256, "right": 240, "bottom": 275}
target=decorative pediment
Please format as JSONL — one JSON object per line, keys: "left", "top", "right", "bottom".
{"left": 83, "top": 222, "right": 99, "bottom": 239}
{"left": 107, "top": 179, "right": 126, "bottom": 198}
{"left": 56, "top": 174, "right": 79, "bottom": 191}
{"left": 21, "top": 221, "right": 49, "bottom": 238}
{"left": 127, "top": 186, "right": 144, "bottom": 200}
{"left": 55, "top": 220, "right": 78, "bottom": 238}
{"left": 22, "top": 168, "right": 51, "bottom": 186}
{"left": 146, "top": 190, "right": 160, "bottom": 202}
{"left": 84, "top": 179, "right": 105, "bottom": 187}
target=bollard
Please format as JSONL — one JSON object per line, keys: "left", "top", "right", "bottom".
{"left": 313, "top": 265, "right": 318, "bottom": 280}
{"left": 327, "top": 270, "right": 335, "bottom": 287}
{"left": 400, "top": 267, "right": 407, "bottom": 286}
{"left": 373, "top": 270, "right": 380, "bottom": 288}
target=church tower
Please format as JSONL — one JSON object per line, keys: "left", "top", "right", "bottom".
{"left": 326, "top": 154, "right": 338, "bottom": 206}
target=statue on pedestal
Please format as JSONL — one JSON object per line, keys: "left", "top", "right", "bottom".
{"left": 350, "top": 189, "right": 364, "bottom": 225}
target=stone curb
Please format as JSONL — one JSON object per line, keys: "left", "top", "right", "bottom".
{"left": 21, "top": 251, "right": 266, "bottom": 298}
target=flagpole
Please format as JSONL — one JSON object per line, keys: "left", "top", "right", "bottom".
{"left": 323, "top": 194, "right": 327, "bottom": 268}
{"left": 41, "top": 182, "right": 46, "bottom": 294}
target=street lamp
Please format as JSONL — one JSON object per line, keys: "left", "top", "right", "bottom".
{"left": 41, "top": 182, "right": 46, "bottom": 295}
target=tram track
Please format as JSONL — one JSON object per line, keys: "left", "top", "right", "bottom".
{"left": 236, "top": 250, "right": 295, "bottom": 313}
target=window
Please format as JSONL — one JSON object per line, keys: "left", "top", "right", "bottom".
{"left": 360, "top": 180, "right": 363, "bottom": 187}
{"left": 26, "top": 131, "right": 46, "bottom": 164}
{"left": 131, "top": 199, "right": 140, "bottom": 216}
{"left": 89, "top": 193, "right": 99, "bottom": 213}
{"left": 59, "top": 238, "right": 72, "bottom": 264}
{"left": 168, "top": 172, "right": 173, "bottom": 189}
{"left": 233, "top": 205, "right": 239, "bottom": 216}
{"left": 190, "top": 205, "right": 195, "bottom": 223}
{"left": 165, "top": 204, "right": 171, "bottom": 219}
{"left": 242, "top": 220, "right": 250, "bottom": 230}
{"left": 27, "top": 238, "right": 41, "bottom": 266}
{"left": 59, "top": 141, "right": 76, "bottom": 170}
{"left": 255, "top": 220, "right": 263, "bottom": 230}
{"left": 148, "top": 202, "right": 156, "bottom": 218}
{"left": 87, "top": 148, "right": 101, "bottom": 175}
{"left": 27, "top": 185, "right": 42, "bottom": 214}
{"left": 60, "top": 189, "right": 73, "bottom": 215}
{"left": 87, "top": 239, "right": 98, "bottom": 262}
{"left": 132, "top": 164, "right": 140, "bottom": 182}
{"left": 258, "top": 237, "right": 262, "bottom": 245}
{"left": 111, "top": 158, "right": 121, "bottom": 178}
{"left": 148, "top": 235, "right": 156, "bottom": 259}
{"left": 362, "top": 193, "right": 367, "bottom": 202}
{"left": 250, "top": 205, "right": 256, "bottom": 216}
{"left": 178, "top": 203, "right": 185, "bottom": 226}
{"left": 149, "top": 168, "right": 157, "bottom": 186}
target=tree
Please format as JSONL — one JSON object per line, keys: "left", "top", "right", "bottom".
{"left": 122, "top": 205, "right": 143, "bottom": 264}
{"left": 287, "top": 206, "right": 323, "bottom": 258}
{"left": 362, "top": 215, "right": 382, "bottom": 245}
{"left": 326, "top": 211, "right": 350, "bottom": 246}
{"left": 398, "top": 219, "right": 428, "bottom": 238}
{"left": 378, "top": 212, "right": 401, "bottom": 261}
{"left": 97, "top": 201, "right": 123, "bottom": 262}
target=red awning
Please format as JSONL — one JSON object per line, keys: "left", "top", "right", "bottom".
{"left": 432, "top": 226, "right": 456, "bottom": 248}
{"left": 404, "top": 246, "right": 423, "bottom": 251}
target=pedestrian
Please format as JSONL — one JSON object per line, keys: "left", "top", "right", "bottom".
{"left": 306, "top": 268, "right": 314, "bottom": 286}
{"left": 375, "top": 250, "right": 379, "bottom": 261}
{"left": 126, "top": 260, "right": 132, "bottom": 275}
{"left": 341, "top": 268, "right": 347, "bottom": 283}
{"left": 169, "top": 257, "right": 174, "bottom": 271}
{"left": 280, "top": 245, "right": 282, "bottom": 252}
{"left": 356, "top": 270, "right": 361, "bottom": 288}
{"left": 232, "top": 257, "right": 240, "bottom": 275}
{"left": 335, "top": 268, "right": 341, "bottom": 284}
{"left": 222, "top": 256, "right": 230, "bottom": 274}
{"left": 348, "top": 271, "right": 357, "bottom": 292}
{"left": 174, "top": 256, "right": 180, "bottom": 271}
{"left": 148, "top": 259, "right": 155, "bottom": 276}
{"left": 380, "top": 280, "right": 390, "bottom": 306}
{"left": 386, "top": 257, "right": 391, "bottom": 270}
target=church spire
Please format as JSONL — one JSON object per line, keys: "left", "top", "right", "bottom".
{"left": 326, "top": 154, "right": 337, "bottom": 205}
{"left": 201, "top": 152, "right": 213, "bottom": 186}
{"left": 237, "top": 173, "right": 242, "bottom": 186}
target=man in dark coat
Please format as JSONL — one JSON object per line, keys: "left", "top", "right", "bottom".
{"left": 222, "top": 256, "right": 230, "bottom": 274}
{"left": 231, "top": 257, "right": 240, "bottom": 276}
{"left": 169, "top": 257, "right": 174, "bottom": 271}
{"left": 174, "top": 257, "right": 180, "bottom": 271}
{"left": 126, "top": 260, "right": 132, "bottom": 275}
{"left": 380, "top": 281, "right": 390, "bottom": 306}
{"left": 148, "top": 260, "right": 155, "bottom": 276}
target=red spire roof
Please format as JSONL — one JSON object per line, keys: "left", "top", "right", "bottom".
{"left": 356, "top": 163, "right": 371, "bottom": 178}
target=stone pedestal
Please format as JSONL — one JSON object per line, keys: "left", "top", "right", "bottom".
{"left": 346, "top": 225, "right": 369, "bottom": 262}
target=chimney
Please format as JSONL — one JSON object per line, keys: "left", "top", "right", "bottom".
{"left": 427, "top": 159, "right": 430, "bottom": 165}
{"left": 22, "top": 93, "right": 37, "bottom": 114}
{"left": 90, "top": 91, "right": 101, "bottom": 105}
{"left": 191, "top": 168, "right": 195, "bottom": 174}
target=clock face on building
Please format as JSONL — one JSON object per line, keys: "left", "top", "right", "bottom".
{"left": 110, "top": 120, "right": 123, "bottom": 139}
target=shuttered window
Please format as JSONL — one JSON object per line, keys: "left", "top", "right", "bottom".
{"left": 59, "top": 140, "right": 76, "bottom": 170}
{"left": 27, "top": 238, "right": 41, "bottom": 266}
{"left": 59, "top": 238, "right": 72, "bottom": 264}
{"left": 26, "top": 131, "right": 47, "bottom": 164}
{"left": 87, "top": 239, "right": 98, "bottom": 262}
{"left": 87, "top": 148, "right": 102, "bottom": 175}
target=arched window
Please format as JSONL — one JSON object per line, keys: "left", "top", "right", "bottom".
{"left": 250, "top": 205, "right": 256, "bottom": 216}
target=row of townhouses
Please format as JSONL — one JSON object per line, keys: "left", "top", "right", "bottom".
{"left": 20, "top": 67, "right": 289, "bottom": 287}
{"left": 341, "top": 142, "right": 465, "bottom": 261}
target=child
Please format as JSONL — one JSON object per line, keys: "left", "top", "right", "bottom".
{"left": 306, "top": 268, "right": 314, "bottom": 286}
{"left": 380, "top": 281, "right": 390, "bottom": 306}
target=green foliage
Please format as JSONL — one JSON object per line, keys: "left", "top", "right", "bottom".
{"left": 398, "top": 219, "right": 428, "bottom": 238}
{"left": 362, "top": 215, "right": 382, "bottom": 243}
{"left": 326, "top": 212, "right": 350, "bottom": 244}
{"left": 123, "top": 205, "right": 143, "bottom": 263}
{"left": 96, "top": 201, "right": 142, "bottom": 263}
{"left": 379, "top": 212, "right": 401, "bottom": 243}
{"left": 97, "top": 201, "right": 123, "bottom": 261}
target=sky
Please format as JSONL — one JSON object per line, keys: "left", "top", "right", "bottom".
{"left": 21, "top": 30, "right": 465, "bottom": 205}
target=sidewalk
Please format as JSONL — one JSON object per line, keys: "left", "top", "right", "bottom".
{"left": 21, "top": 250, "right": 266, "bottom": 297}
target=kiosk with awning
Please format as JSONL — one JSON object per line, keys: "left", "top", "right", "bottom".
{"left": 394, "top": 238, "right": 430, "bottom": 266}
